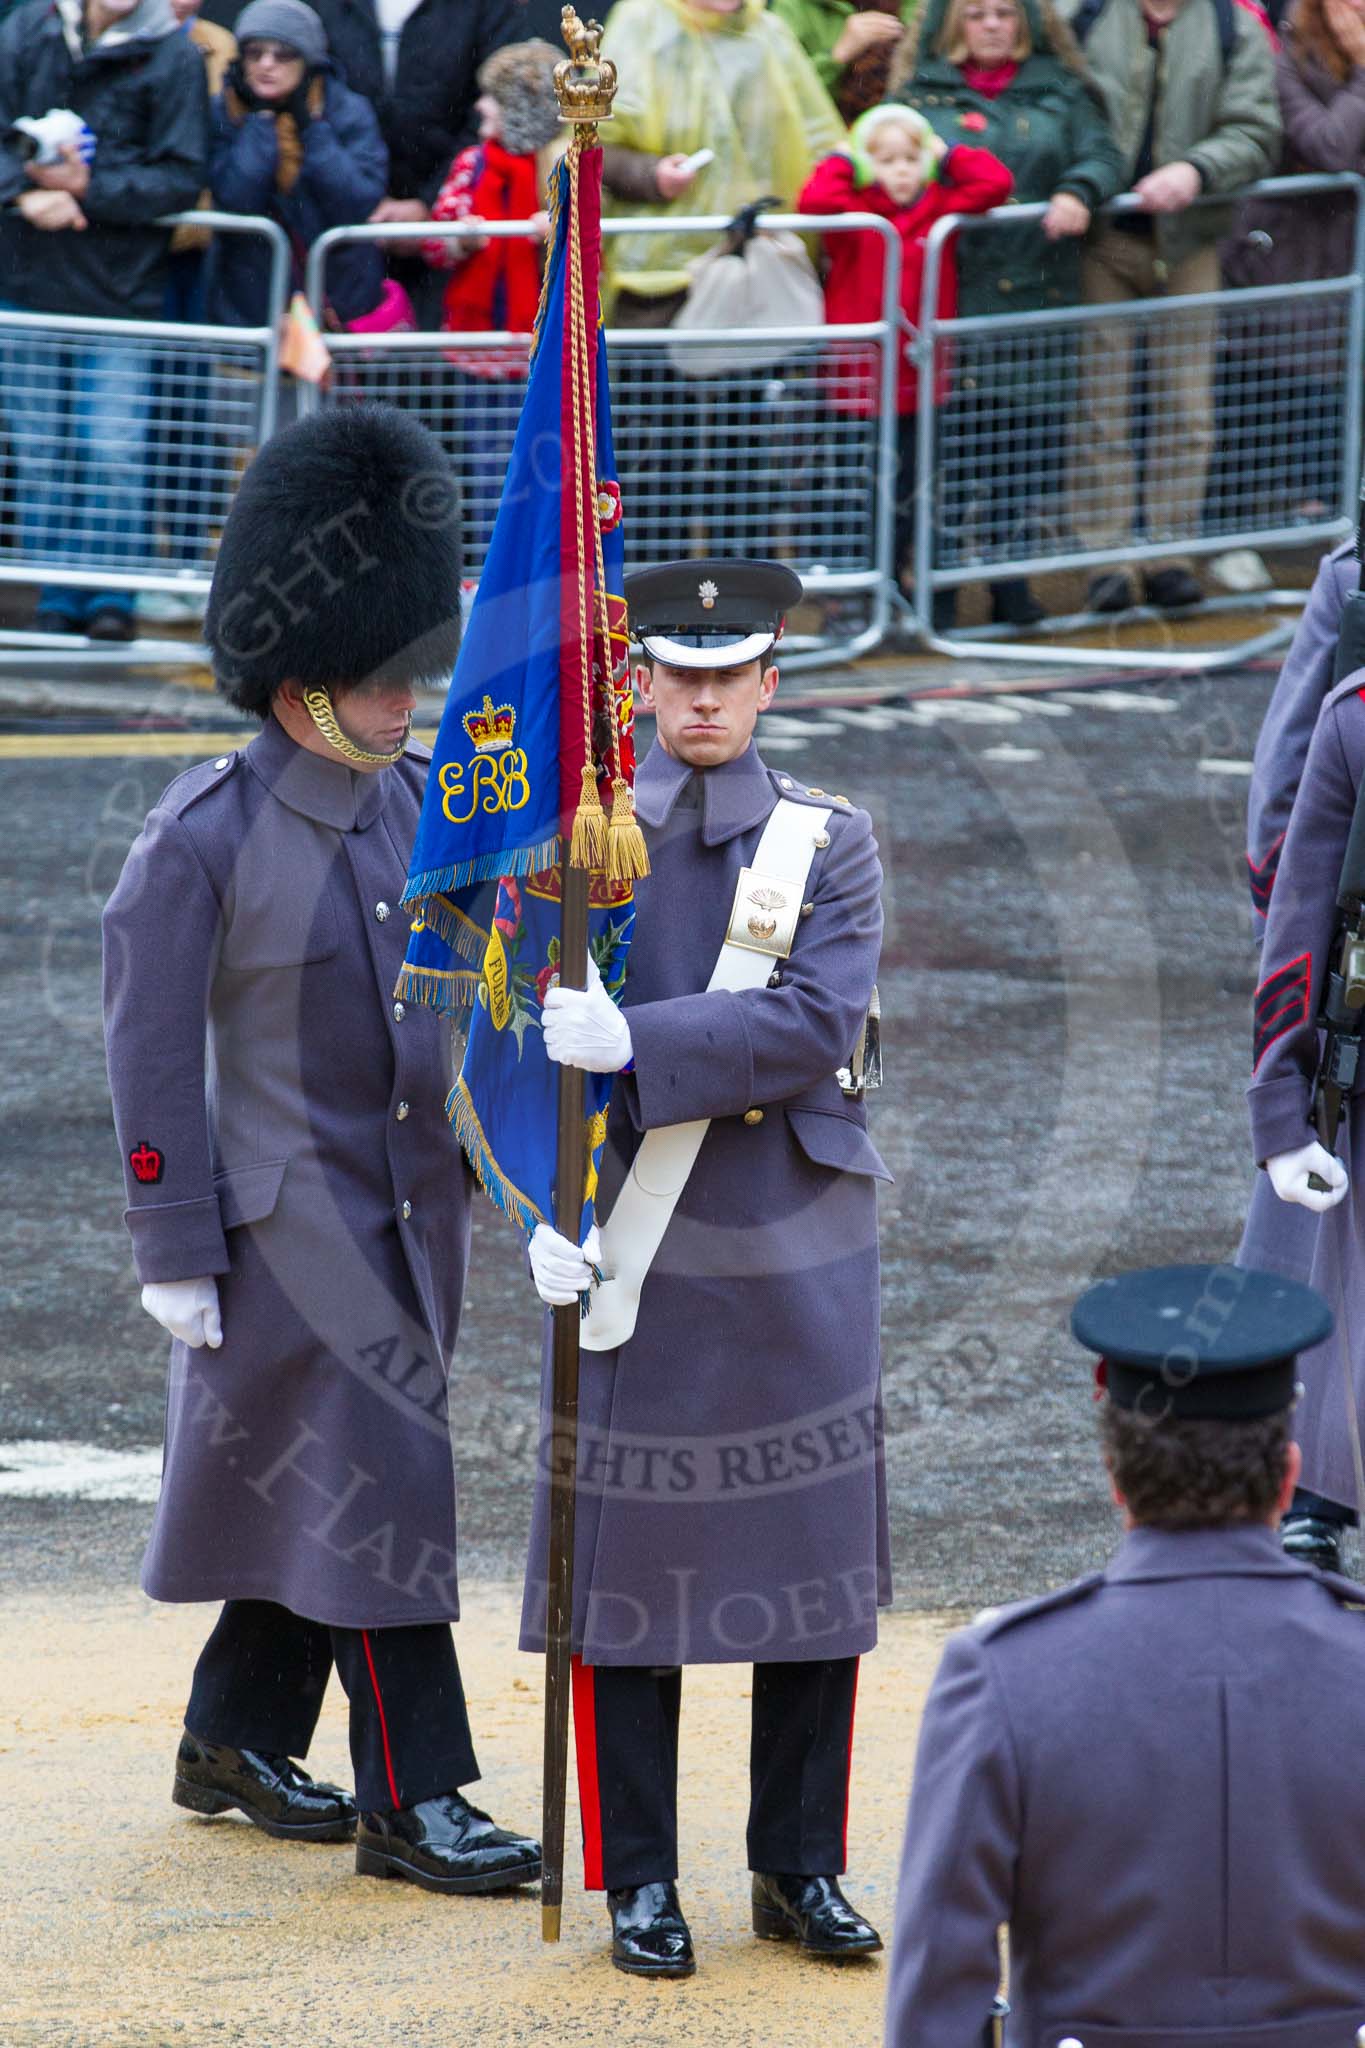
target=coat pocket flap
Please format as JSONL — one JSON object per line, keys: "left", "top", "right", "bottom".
{"left": 785, "top": 1108, "right": 893, "bottom": 1183}
{"left": 213, "top": 1157, "right": 288, "bottom": 1230}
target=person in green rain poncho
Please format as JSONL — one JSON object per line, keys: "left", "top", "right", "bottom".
{"left": 599, "top": 0, "right": 845, "bottom": 319}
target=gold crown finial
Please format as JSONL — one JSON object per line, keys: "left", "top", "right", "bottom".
{"left": 555, "top": 8, "right": 616, "bottom": 127}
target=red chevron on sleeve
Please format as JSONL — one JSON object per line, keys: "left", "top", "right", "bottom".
{"left": 1254, "top": 952, "right": 1311, "bottom": 1071}
{"left": 1247, "top": 832, "right": 1285, "bottom": 917}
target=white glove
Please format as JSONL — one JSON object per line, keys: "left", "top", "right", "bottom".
{"left": 529, "top": 1223, "right": 602, "bottom": 1306}
{"left": 542, "top": 954, "right": 633, "bottom": 1073}
{"left": 1266, "top": 1140, "right": 1349, "bottom": 1213}
{"left": 141, "top": 1277, "right": 223, "bottom": 1349}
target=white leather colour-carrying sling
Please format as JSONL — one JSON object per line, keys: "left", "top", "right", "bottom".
{"left": 579, "top": 797, "right": 832, "bottom": 1353}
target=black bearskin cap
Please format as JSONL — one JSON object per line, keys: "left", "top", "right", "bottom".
{"left": 205, "top": 404, "right": 463, "bottom": 715}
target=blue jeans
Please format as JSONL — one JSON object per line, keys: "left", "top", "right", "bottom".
{"left": 0, "top": 298, "right": 150, "bottom": 619}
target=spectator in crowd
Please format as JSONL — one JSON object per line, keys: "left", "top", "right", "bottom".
{"left": 175, "top": 0, "right": 234, "bottom": 88}
{"left": 597, "top": 0, "right": 845, "bottom": 561}
{"left": 798, "top": 105, "right": 1013, "bottom": 623}
{"left": 310, "top": 0, "right": 517, "bottom": 319}
{"left": 889, "top": 0, "right": 1125, "bottom": 626}
{"left": 773, "top": 0, "right": 921, "bottom": 123}
{"left": 1221, "top": 0, "right": 1365, "bottom": 527}
{"left": 598, "top": 0, "right": 845, "bottom": 322}
{"left": 1066, "top": 0, "right": 1281, "bottom": 613}
{"left": 141, "top": 0, "right": 236, "bottom": 626}
{"left": 208, "top": 0, "right": 387, "bottom": 329}
{"left": 0, "top": 0, "right": 208, "bottom": 640}
{"left": 422, "top": 39, "right": 562, "bottom": 556}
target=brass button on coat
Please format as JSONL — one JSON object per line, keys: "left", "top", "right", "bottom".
{"left": 401, "top": 1200, "right": 412, "bottom": 1220}
{"left": 396, "top": 1101, "right": 410, "bottom": 1121}
{"left": 743, "top": 1108, "right": 764, "bottom": 1125}
{"left": 375, "top": 901, "right": 390, "bottom": 922}
{"left": 393, "top": 1001, "right": 405, "bottom": 1022}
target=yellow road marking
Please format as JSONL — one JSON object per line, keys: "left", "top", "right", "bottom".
{"left": 0, "top": 729, "right": 441, "bottom": 760}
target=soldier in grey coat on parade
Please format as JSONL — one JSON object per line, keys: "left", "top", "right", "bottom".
{"left": 1239, "top": 541, "right": 1365, "bottom": 1569}
{"left": 887, "top": 1263, "right": 1365, "bottom": 2048}
{"left": 522, "top": 560, "right": 891, "bottom": 1979}
{"left": 102, "top": 406, "right": 539, "bottom": 1896}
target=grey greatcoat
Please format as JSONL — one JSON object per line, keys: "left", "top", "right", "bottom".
{"left": 1237, "top": 543, "right": 1356, "bottom": 1348}
{"left": 887, "top": 1524, "right": 1365, "bottom": 2047}
{"left": 1246, "top": 674, "right": 1365, "bottom": 1511}
{"left": 1246, "top": 539, "right": 1356, "bottom": 935}
{"left": 519, "top": 739, "right": 893, "bottom": 1668}
{"left": 102, "top": 716, "right": 473, "bottom": 1628}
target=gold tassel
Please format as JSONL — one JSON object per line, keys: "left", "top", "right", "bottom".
{"left": 604, "top": 777, "right": 650, "bottom": 883}
{"left": 569, "top": 759, "right": 608, "bottom": 870}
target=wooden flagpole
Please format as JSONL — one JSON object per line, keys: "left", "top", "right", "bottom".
{"left": 541, "top": 7, "right": 619, "bottom": 1943}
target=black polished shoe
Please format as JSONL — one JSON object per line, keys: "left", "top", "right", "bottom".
{"left": 1086, "top": 570, "right": 1136, "bottom": 614}
{"left": 989, "top": 578, "right": 1047, "bottom": 628}
{"left": 1282, "top": 1513, "right": 1344, "bottom": 1574}
{"left": 355, "top": 1790, "right": 541, "bottom": 1895}
{"left": 607, "top": 1881, "right": 696, "bottom": 1978}
{"left": 752, "top": 1873, "right": 883, "bottom": 1957}
{"left": 1143, "top": 566, "right": 1202, "bottom": 610}
{"left": 173, "top": 1729, "right": 357, "bottom": 1841}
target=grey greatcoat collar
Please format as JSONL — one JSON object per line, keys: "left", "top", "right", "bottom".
{"left": 246, "top": 712, "right": 390, "bottom": 832}
{"left": 1105, "top": 1521, "right": 1316, "bottom": 1585}
{"left": 634, "top": 737, "right": 776, "bottom": 846}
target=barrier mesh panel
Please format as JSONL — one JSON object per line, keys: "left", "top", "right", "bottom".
{"left": 318, "top": 334, "right": 887, "bottom": 582}
{"left": 926, "top": 286, "right": 1351, "bottom": 577}
{"left": 0, "top": 319, "right": 265, "bottom": 582}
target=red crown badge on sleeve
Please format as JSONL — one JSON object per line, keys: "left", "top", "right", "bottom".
{"left": 129, "top": 1140, "right": 164, "bottom": 1185}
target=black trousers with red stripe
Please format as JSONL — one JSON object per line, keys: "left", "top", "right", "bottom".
{"left": 186, "top": 1599, "right": 479, "bottom": 1814}
{"left": 572, "top": 1655, "right": 859, "bottom": 1891}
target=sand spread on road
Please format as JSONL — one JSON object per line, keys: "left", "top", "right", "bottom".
{"left": 2, "top": 1584, "right": 955, "bottom": 2048}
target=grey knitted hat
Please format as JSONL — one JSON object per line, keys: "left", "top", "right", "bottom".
{"left": 478, "top": 39, "right": 564, "bottom": 156}
{"left": 236, "top": 0, "right": 327, "bottom": 66}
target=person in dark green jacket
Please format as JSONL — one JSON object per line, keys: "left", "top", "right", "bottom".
{"left": 888, "top": 0, "right": 1124, "bottom": 623}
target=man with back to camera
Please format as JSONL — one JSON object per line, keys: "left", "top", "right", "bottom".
{"left": 102, "top": 404, "right": 539, "bottom": 1899}
{"left": 886, "top": 1261, "right": 1365, "bottom": 2047}
{"left": 521, "top": 558, "right": 892, "bottom": 1979}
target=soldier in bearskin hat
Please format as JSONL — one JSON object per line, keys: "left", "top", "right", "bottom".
{"left": 102, "top": 405, "right": 540, "bottom": 1896}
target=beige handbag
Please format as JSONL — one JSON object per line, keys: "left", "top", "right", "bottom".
{"left": 667, "top": 197, "right": 824, "bottom": 380}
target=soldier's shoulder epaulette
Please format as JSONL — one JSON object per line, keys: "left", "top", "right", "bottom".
{"left": 1307, "top": 1565, "right": 1365, "bottom": 1611}
{"left": 1321, "top": 668, "right": 1365, "bottom": 717}
{"left": 404, "top": 736, "right": 435, "bottom": 768}
{"left": 767, "top": 768, "right": 859, "bottom": 815}
{"left": 156, "top": 747, "right": 241, "bottom": 818}
{"left": 970, "top": 1570, "right": 1108, "bottom": 1641}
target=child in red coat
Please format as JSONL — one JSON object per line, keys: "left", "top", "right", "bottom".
{"left": 799, "top": 106, "right": 1011, "bottom": 609}
{"left": 422, "top": 39, "right": 563, "bottom": 558}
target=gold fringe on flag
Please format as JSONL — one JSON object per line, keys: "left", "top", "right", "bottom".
{"left": 605, "top": 775, "right": 649, "bottom": 883}
{"left": 569, "top": 758, "right": 608, "bottom": 869}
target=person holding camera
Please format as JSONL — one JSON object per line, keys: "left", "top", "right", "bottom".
{"left": 0, "top": 0, "right": 207, "bottom": 639}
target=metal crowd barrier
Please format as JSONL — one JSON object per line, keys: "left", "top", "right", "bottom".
{"left": 2, "top": 178, "right": 1361, "bottom": 677}
{"left": 909, "top": 173, "right": 1365, "bottom": 671}
{"left": 303, "top": 213, "right": 901, "bottom": 672}
{"left": 0, "top": 212, "right": 288, "bottom": 670}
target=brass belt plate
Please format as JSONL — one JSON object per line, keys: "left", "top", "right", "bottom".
{"left": 726, "top": 866, "right": 804, "bottom": 958}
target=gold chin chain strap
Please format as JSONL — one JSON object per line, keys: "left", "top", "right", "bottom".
{"left": 302, "top": 688, "right": 409, "bottom": 767}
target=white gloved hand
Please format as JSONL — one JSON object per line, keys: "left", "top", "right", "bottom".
{"left": 141, "top": 1276, "right": 223, "bottom": 1349}
{"left": 542, "top": 954, "right": 632, "bottom": 1073}
{"left": 1266, "top": 1140, "right": 1349, "bottom": 1212}
{"left": 529, "top": 1223, "right": 602, "bottom": 1306}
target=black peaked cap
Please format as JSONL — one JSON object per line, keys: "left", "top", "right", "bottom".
{"left": 1071, "top": 1263, "right": 1333, "bottom": 1419}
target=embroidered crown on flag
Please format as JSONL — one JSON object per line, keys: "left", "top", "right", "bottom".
{"left": 396, "top": 99, "right": 645, "bottom": 1241}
